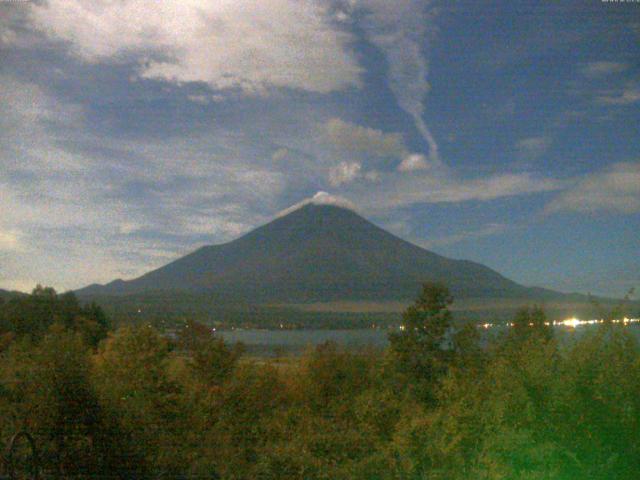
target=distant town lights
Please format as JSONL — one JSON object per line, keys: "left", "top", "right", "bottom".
{"left": 473, "top": 317, "right": 640, "bottom": 329}
{"left": 561, "top": 317, "right": 581, "bottom": 328}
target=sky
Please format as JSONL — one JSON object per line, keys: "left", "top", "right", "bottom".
{"left": 0, "top": 0, "right": 638, "bottom": 297}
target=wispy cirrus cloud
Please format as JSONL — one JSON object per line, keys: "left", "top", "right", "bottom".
{"left": 545, "top": 162, "right": 640, "bottom": 215}
{"left": 421, "top": 223, "right": 508, "bottom": 248}
{"left": 580, "top": 61, "right": 629, "bottom": 78}
{"left": 0, "top": 76, "right": 288, "bottom": 290}
{"left": 343, "top": 169, "right": 561, "bottom": 212}
{"left": 570, "top": 60, "right": 639, "bottom": 107}
{"left": 595, "top": 82, "right": 640, "bottom": 106}
{"left": 357, "top": 0, "right": 441, "bottom": 164}
{"left": 318, "top": 117, "right": 559, "bottom": 207}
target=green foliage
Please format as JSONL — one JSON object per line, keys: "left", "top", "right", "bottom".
{"left": 0, "top": 326, "right": 104, "bottom": 476}
{"left": 0, "top": 285, "right": 110, "bottom": 346}
{"left": 387, "top": 324, "right": 640, "bottom": 479}
{"left": 1, "top": 286, "right": 640, "bottom": 479}
{"left": 297, "top": 342, "right": 373, "bottom": 412}
{"left": 92, "top": 325, "right": 188, "bottom": 477}
{"left": 388, "top": 282, "right": 454, "bottom": 402}
{"left": 551, "top": 326, "right": 640, "bottom": 478}
{"left": 177, "top": 320, "right": 245, "bottom": 388}
{"left": 189, "top": 336, "right": 244, "bottom": 388}
{"left": 511, "top": 305, "right": 552, "bottom": 342}
{"left": 253, "top": 343, "right": 402, "bottom": 480}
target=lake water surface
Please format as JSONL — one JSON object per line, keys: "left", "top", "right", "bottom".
{"left": 219, "top": 324, "right": 640, "bottom": 355}
{"left": 219, "top": 328, "right": 388, "bottom": 354}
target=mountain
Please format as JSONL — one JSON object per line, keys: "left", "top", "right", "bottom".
{"left": 78, "top": 203, "right": 561, "bottom": 304}
{"left": 0, "top": 289, "right": 25, "bottom": 301}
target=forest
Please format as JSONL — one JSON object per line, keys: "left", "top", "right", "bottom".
{"left": 1, "top": 284, "right": 640, "bottom": 479}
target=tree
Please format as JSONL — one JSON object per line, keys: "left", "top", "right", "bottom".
{"left": 388, "top": 282, "right": 454, "bottom": 402}
{"left": 511, "top": 305, "right": 552, "bottom": 342}
{"left": 0, "top": 325, "right": 103, "bottom": 476}
{"left": 189, "top": 336, "right": 243, "bottom": 388}
{"left": 79, "top": 302, "right": 111, "bottom": 347}
{"left": 92, "top": 326, "right": 187, "bottom": 477}
{"left": 0, "top": 287, "right": 110, "bottom": 346}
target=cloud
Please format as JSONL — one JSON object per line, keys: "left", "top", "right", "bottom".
{"left": 364, "top": 170, "right": 381, "bottom": 182}
{"left": 323, "top": 117, "right": 442, "bottom": 180}
{"left": 358, "top": 0, "right": 440, "bottom": 163}
{"left": 316, "top": 116, "right": 559, "bottom": 210}
{"left": 0, "top": 76, "right": 289, "bottom": 290}
{"left": 118, "top": 223, "right": 141, "bottom": 235}
{"left": 271, "top": 148, "right": 290, "bottom": 162}
{"left": 580, "top": 61, "right": 629, "bottom": 78}
{"left": 546, "top": 162, "right": 640, "bottom": 215}
{"left": 187, "top": 94, "right": 224, "bottom": 105}
{"left": 398, "top": 153, "right": 429, "bottom": 172}
{"left": 0, "top": 75, "right": 83, "bottom": 137}
{"left": 324, "top": 118, "right": 406, "bottom": 157}
{"left": 428, "top": 173, "right": 559, "bottom": 203}
{"left": 0, "top": 230, "right": 22, "bottom": 251}
{"left": 323, "top": 118, "right": 440, "bottom": 179}
{"left": 516, "top": 136, "right": 551, "bottom": 159}
{"left": 28, "top": 0, "right": 362, "bottom": 95}
{"left": 596, "top": 82, "right": 640, "bottom": 106}
{"left": 421, "top": 223, "right": 507, "bottom": 248}
{"left": 0, "top": 5, "right": 42, "bottom": 50}
{"left": 350, "top": 171, "right": 561, "bottom": 211}
{"left": 0, "top": 27, "right": 18, "bottom": 48}
{"left": 329, "top": 161, "right": 362, "bottom": 186}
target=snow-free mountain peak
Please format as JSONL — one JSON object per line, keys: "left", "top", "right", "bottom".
{"left": 76, "top": 201, "right": 560, "bottom": 305}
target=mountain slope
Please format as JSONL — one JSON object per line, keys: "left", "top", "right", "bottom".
{"left": 0, "top": 289, "right": 26, "bottom": 301}
{"left": 77, "top": 204, "right": 560, "bottom": 303}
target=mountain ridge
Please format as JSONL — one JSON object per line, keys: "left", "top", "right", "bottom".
{"left": 0, "top": 288, "right": 26, "bottom": 301}
{"left": 77, "top": 203, "right": 566, "bottom": 304}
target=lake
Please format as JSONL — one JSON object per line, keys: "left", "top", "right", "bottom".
{"left": 218, "top": 328, "right": 389, "bottom": 355}
{"left": 218, "top": 323, "right": 640, "bottom": 356}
